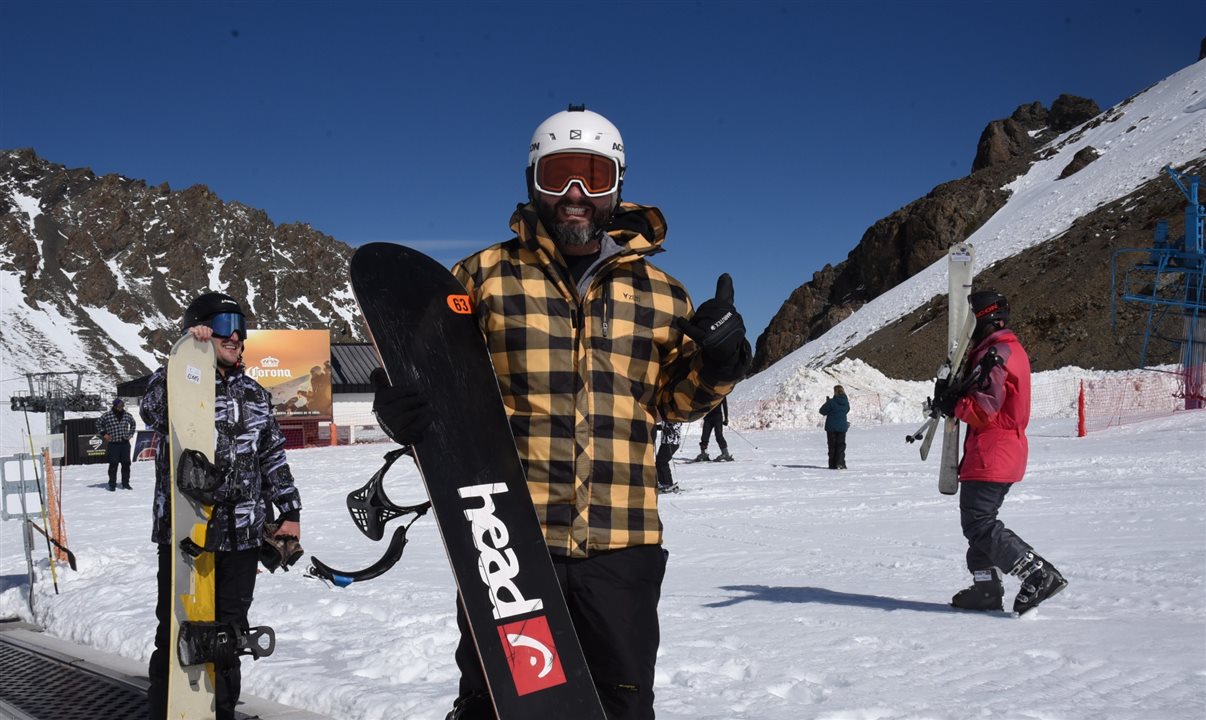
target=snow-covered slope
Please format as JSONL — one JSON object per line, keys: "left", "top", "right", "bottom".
{"left": 2, "top": 409, "right": 1202, "bottom": 719}
{"left": 737, "top": 60, "right": 1206, "bottom": 412}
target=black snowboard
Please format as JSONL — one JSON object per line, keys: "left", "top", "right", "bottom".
{"left": 350, "top": 242, "right": 606, "bottom": 719}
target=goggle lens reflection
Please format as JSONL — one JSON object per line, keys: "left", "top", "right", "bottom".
{"left": 534, "top": 152, "right": 620, "bottom": 197}
{"left": 207, "top": 312, "right": 246, "bottom": 339}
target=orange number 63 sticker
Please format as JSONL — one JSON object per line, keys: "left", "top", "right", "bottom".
{"left": 447, "top": 294, "right": 473, "bottom": 314}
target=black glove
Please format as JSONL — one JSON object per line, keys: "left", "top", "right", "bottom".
{"left": 932, "top": 378, "right": 960, "bottom": 418}
{"left": 674, "top": 274, "right": 752, "bottom": 381}
{"left": 935, "top": 347, "right": 1005, "bottom": 417}
{"left": 371, "top": 368, "right": 433, "bottom": 446}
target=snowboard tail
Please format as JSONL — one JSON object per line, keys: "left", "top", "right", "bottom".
{"left": 350, "top": 242, "right": 606, "bottom": 719}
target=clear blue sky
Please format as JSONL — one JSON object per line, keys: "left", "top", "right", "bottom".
{"left": 2, "top": 1, "right": 1203, "bottom": 339}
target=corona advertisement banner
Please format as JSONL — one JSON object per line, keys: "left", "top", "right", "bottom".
{"left": 242, "top": 329, "right": 333, "bottom": 421}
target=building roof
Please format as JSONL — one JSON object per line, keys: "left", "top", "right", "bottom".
{"left": 116, "top": 375, "right": 150, "bottom": 398}
{"left": 329, "top": 343, "right": 380, "bottom": 393}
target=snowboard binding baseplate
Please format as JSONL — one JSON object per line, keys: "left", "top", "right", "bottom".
{"left": 177, "top": 621, "right": 275, "bottom": 669}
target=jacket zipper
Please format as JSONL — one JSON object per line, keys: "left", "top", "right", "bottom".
{"left": 572, "top": 303, "right": 585, "bottom": 349}
{"left": 601, "top": 280, "right": 610, "bottom": 338}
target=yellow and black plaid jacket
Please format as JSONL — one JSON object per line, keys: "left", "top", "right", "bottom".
{"left": 452, "top": 202, "right": 735, "bottom": 558}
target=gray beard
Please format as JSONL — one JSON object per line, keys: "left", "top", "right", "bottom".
{"left": 554, "top": 221, "right": 604, "bottom": 249}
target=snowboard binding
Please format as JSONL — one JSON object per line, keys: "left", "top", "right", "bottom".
{"left": 177, "top": 449, "right": 224, "bottom": 505}
{"left": 177, "top": 621, "right": 275, "bottom": 669}
{"left": 346, "top": 447, "right": 432, "bottom": 541}
{"left": 307, "top": 448, "right": 431, "bottom": 588}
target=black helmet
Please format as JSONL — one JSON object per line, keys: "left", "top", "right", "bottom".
{"left": 181, "top": 292, "right": 244, "bottom": 332}
{"left": 969, "top": 290, "right": 1009, "bottom": 335}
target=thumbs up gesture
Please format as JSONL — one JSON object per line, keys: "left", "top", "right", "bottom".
{"left": 674, "top": 273, "right": 752, "bottom": 381}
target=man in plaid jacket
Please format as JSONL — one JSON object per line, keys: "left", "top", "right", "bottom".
{"left": 97, "top": 397, "right": 137, "bottom": 490}
{"left": 443, "top": 106, "right": 750, "bottom": 719}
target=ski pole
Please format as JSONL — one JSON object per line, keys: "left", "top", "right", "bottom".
{"left": 27, "top": 521, "right": 77, "bottom": 571}
{"left": 725, "top": 424, "right": 759, "bottom": 450}
{"left": 23, "top": 412, "right": 60, "bottom": 594}
{"left": 679, "top": 420, "right": 698, "bottom": 449}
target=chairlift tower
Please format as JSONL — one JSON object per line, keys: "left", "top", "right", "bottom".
{"left": 8, "top": 371, "right": 104, "bottom": 436}
{"left": 1111, "top": 165, "right": 1205, "bottom": 409}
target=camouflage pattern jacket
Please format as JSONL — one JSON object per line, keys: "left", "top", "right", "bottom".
{"left": 141, "top": 364, "right": 302, "bottom": 551}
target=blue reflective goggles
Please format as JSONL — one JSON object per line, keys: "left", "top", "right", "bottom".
{"left": 206, "top": 312, "right": 246, "bottom": 339}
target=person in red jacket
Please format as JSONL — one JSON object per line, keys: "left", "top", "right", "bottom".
{"left": 935, "top": 290, "right": 1067, "bottom": 615}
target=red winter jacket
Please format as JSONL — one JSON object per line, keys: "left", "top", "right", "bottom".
{"left": 954, "top": 328, "right": 1031, "bottom": 483}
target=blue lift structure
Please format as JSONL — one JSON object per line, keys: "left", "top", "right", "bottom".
{"left": 1111, "top": 165, "right": 1205, "bottom": 409}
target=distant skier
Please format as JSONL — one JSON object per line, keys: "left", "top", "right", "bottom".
{"left": 695, "top": 397, "right": 733, "bottom": 461}
{"left": 933, "top": 290, "right": 1067, "bottom": 615}
{"left": 819, "top": 385, "right": 849, "bottom": 470}
{"left": 97, "top": 397, "right": 136, "bottom": 490}
{"left": 142, "top": 292, "right": 304, "bottom": 720}
{"left": 655, "top": 421, "right": 682, "bottom": 492}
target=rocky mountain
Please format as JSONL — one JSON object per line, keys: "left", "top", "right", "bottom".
{"left": 751, "top": 95, "right": 1102, "bottom": 375}
{"left": 0, "top": 148, "right": 364, "bottom": 389}
{"left": 843, "top": 155, "right": 1205, "bottom": 379}
{"left": 751, "top": 70, "right": 1205, "bottom": 378}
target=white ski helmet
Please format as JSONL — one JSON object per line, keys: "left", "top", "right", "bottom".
{"left": 527, "top": 104, "right": 625, "bottom": 201}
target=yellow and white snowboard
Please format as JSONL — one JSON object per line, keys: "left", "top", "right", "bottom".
{"left": 166, "top": 335, "right": 217, "bottom": 718}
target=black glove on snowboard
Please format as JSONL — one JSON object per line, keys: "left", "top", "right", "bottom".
{"left": 674, "top": 273, "right": 752, "bottom": 382}
{"left": 371, "top": 367, "right": 433, "bottom": 446}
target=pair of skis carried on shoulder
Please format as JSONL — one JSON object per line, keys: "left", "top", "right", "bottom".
{"left": 906, "top": 242, "right": 975, "bottom": 496}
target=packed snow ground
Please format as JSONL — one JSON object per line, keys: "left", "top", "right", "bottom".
{"left": 0, "top": 56, "right": 1203, "bottom": 720}
{"left": 2, "top": 406, "right": 1203, "bottom": 719}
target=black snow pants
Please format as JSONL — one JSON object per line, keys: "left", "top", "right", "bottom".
{"left": 699, "top": 415, "right": 727, "bottom": 452}
{"left": 148, "top": 543, "right": 259, "bottom": 720}
{"left": 655, "top": 441, "right": 679, "bottom": 488}
{"left": 958, "top": 480, "right": 1032, "bottom": 573}
{"left": 453, "top": 544, "right": 668, "bottom": 720}
{"left": 826, "top": 431, "right": 846, "bottom": 469}
{"left": 106, "top": 440, "right": 132, "bottom": 488}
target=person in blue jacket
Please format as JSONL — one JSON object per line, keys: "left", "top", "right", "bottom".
{"left": 819, "top": 385, "right": 850, "bottom": 469}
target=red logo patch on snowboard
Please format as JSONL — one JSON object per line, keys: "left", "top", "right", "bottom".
{"left": 498, "top": 615, "right": 566, "bottom": 695}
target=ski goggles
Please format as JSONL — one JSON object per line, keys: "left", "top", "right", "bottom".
{"left": 205, "top": 312, "right": 246, "bottom": 339}
{"left": 533, "top": 151, "right": 621, "bottom": 197}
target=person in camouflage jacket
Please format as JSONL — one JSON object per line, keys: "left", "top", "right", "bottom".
{"left": 436, "top": 106, "right": 750, "bottom": 720}
{"left": 143, "top": 292, "right": 302, "bottom": 720}
{"left": 141, "top": 361, "right": 301, "bottom": 552}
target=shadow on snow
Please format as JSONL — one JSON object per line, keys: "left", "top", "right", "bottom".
{"left": 708, "top": 584, "right": 1003, "bottom": 616}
